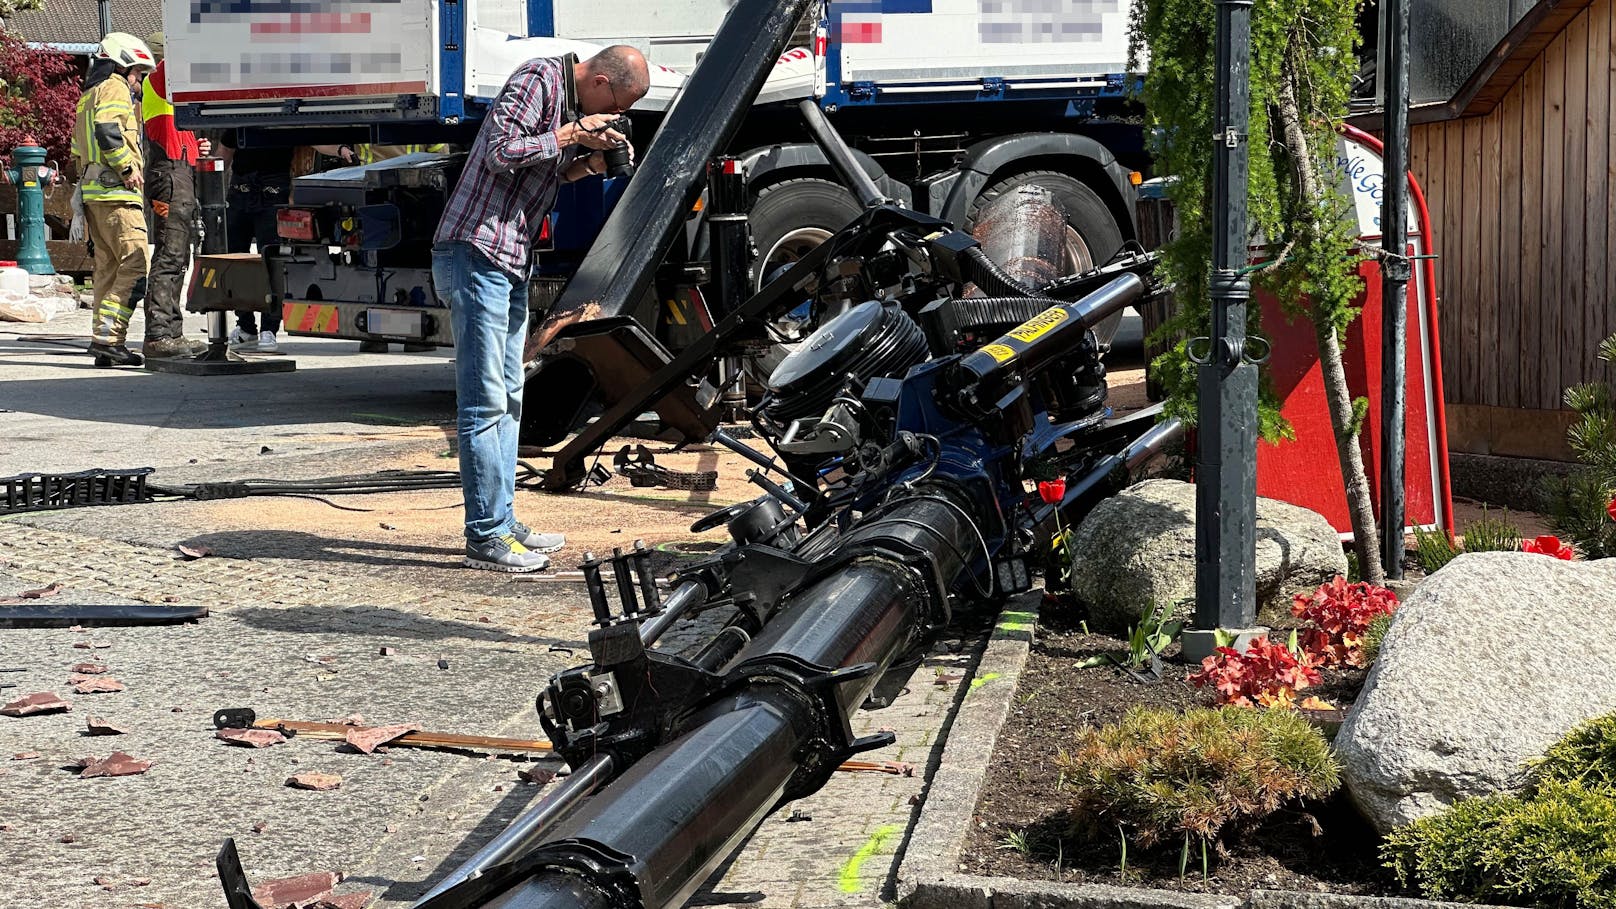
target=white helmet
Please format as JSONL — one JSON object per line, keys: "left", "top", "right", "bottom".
{"left": 95, "top": 33, "right": 157, "bottom": 71}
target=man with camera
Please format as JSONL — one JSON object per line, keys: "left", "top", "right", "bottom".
{"left": 432, "top": 45, "right": 650, "bottom": 572}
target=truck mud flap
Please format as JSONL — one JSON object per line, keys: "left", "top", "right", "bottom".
{"left": 520, "top": 316, "right": 718, "bottom": 449}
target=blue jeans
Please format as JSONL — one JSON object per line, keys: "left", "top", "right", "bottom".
{"left": 431, "top": 241, "right": 528, "bottom": 542}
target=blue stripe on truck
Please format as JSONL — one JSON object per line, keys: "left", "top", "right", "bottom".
{"left": 529, "top": 0, "right": 554, "bottom": 36}
{"left": 832, "top": 0, "right": 932, "bottom": 12}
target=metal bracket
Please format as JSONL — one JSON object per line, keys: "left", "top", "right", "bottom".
{"left": 720, "top": 654, "right": 892, "bottom": 804}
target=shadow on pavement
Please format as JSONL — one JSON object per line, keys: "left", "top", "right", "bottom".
{"left": 229, "top": 603, "right": 572, "bottom": 647}
{"left": 0, "top": 354, "right": 457, "bottom": 432}
{"left": 179, "top": 529, "right": 461, "bottom": 570}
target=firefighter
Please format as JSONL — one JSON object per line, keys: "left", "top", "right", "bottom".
{"left": 140, "top": 32, "right": 211, "bottom": 359}
{"left": 73, "top": 32, "right": 156, "bottom": 367}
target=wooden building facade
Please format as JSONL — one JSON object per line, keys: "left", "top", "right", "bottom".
{"left": 1403, "top": 0, "right": 1616, "bottom": 460}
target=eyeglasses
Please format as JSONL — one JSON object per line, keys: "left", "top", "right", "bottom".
{"left": 604, "top": 78, "right": 629, "bottom": 114}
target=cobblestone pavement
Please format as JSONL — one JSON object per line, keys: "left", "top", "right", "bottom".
{"left": 2, "top": 309, "right": 988, "bottom": 909}
{"left": 0, "top": 480, "right": 985, "bottom": 909}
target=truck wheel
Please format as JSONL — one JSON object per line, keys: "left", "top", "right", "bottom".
{"left": 746, "top": 177, "right": 864, "bottom": 384}
{"left": 750, "top": 177, "right": 863, "bottom": 292}
{"left": 966, "top": 171, "right": 1128, "bottom": 348}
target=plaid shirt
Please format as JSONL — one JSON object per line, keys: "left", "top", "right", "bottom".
{"left": 434, "top": 56, "right": 578, "bottom": 279}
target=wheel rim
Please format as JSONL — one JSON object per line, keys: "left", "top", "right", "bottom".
{"left": 758, "top": 225, "right": 835, "bottom": 343}
{"left": 1059, "top": 223, "right": 1124, "bottom": 349}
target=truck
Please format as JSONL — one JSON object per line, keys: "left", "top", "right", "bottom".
{"left": 169, "top": 0, "right": 1148, "bottom": 440}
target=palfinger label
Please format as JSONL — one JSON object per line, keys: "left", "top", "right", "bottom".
{"left": 1006, "top": 306, "right": 1069, "bottom": 344}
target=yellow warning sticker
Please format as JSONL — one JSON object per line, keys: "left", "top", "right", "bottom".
{"left": 1006, "top": 306, "right": 1069, "bottom": 344}
{"left": 981, "top": 343, "right": 1017, "bottom": 364}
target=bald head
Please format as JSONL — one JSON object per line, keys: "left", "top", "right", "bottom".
{"left": 575, "top": 45, "right": 650, "bottom": 115}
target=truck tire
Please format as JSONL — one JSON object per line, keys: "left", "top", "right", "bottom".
{"left": 746, "top": 177, "right": 864, "bottom": 384}
{"left": 749, "top": 177, "right": 863, "bottom": 291}
{"left": 965, "top": 170, "right": 1128, "bottom": 349}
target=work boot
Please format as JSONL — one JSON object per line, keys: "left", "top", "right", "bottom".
{"left": 510, "top": 521, "right": 566, "bottom": 554}
{"left": 89, "top": 342, "right": 144, "bottom": 367}
{"left": 143, "top": 336, "right": 207, "bottom": 358}
{"left": 464, "top": 534, "right": 549, "bottom": 573}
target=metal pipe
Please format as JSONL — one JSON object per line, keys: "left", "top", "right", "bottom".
{"left": 711, "top": 429, "right": 780, "bottom": 474}
{"left": 746, "top": 469, "right": 806, "bottom": 514}
{"left": 610, "top": 547, "right": 639, "bottom": 616}
{"left": 196, "top": 158, "right": 232, "bottom": 354}
{"left": 1378, "top": 0, "right": 1411, "bottom": 580}
{"left": 1031, "top": 418, "right": 1186, "bottom": 528}
{"left": 953, "top": 274, "right": 1143, "bottom": 391}
{"left": 481, "top": 490, "right": 976, "bottom": 909}
{"left": 581, "top": 553, "right": 611, "bottom": 626}
{"left": 1195, "top": 0, "right": 1259, "bottom": 632}
{"left": 796, "top": 100, "right": 885, "bottom": 209}
{"left": 706, "top": 157, "right": 751, "bottom": 322}
{"left": 631, "top": 540, "right": 660, "bottom": 612}
{"left": 410, "top": 753, "right": 614, "bottom": 906}
{"left": 637, "top": 579, "right": 708, "bottom": 647}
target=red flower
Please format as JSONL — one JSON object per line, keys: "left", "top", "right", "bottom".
{"left": 1607, "top": 497, "right": 1616, "bottom": 523}
{"left": 1038, "top": 478, "right": 1066, "bottom": 505}
{"left": 1521, "top": 535, "right": 1574, "bottom": 560}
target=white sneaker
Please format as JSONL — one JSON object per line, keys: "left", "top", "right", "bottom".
{"left": 257, "top": 331, "right": 278, "bottom": 353}
{"left": 228, "top": 327, "right": 257, "bottom": 349}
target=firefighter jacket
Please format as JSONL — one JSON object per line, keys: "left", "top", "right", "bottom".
{"left": 357, "top": 143, "right": 450, "bottom": 165}
{"left": 73, "top": 75, "right": 144, "bottom": 205}
{"left": 141, "top": 62, "right": 201, "bottom": 166}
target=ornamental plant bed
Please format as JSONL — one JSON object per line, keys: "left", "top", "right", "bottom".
{"left": 959, "top": 608, "right": 1390, "bottom": 898}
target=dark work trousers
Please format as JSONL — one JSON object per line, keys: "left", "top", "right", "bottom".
{"left": 143, "top": 150, "right": 195, "bottom": 342}
{"left": 227, "top": 173, "right": 289, "bottom": 334}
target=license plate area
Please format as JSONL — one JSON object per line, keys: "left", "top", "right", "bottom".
{"left": 362, "top": 308, "right": 425, "bottom": 339}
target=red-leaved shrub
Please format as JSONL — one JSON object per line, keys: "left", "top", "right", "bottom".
{"left": 1187, "top": 637, "right": 1323, "bottom": 709}
{"left": 1291, "top": 576, "right": 1400, "bottom": 667}
{"left": 0, "top": 32, "right": 79, "bottom": 167}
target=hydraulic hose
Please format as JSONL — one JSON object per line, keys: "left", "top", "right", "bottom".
{"left": 962, "top": 245, "right": 1050, "bottom": 300}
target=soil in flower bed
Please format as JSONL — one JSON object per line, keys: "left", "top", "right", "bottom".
{"left": 960, "top": 606, "right": 1395, "bottom": 897}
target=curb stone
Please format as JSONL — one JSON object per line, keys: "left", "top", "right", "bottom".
{"left": 893, "top": 598, "right": 1525, "bottom": 909}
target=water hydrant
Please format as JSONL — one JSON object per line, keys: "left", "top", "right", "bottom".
{"left": 6, "top": 143, "right": 56, "bottom": 275}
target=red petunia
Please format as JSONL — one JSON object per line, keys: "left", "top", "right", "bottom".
{"left": 1521, "top": 534, "right": 1574, "bottom": 560}
{"left": 1038, "top": 478, "right": 1066, "bottom": 505}
{"left": 1607, "top": 497, "right": 1616, "bottom": 523}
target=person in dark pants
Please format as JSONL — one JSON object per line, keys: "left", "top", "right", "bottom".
{"left": 139, "top": 31, "right": 210, "bottom": 358}
{"left": 219, "top": 136, "right": 355, "bottom": 352}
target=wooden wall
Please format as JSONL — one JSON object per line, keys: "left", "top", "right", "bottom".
{"left": 1411, "top": 0, "right": 1616, "bottom": 454}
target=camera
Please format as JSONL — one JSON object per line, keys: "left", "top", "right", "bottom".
{"left": 601, "top": 115, "right": 634, "bottom": 179}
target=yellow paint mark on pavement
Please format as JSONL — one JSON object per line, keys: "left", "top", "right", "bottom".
{"left": 969, "top": 671, "right": 1002, "bottom": 692}
{"left": 838, "top": 823, "right": 902, "bottom": 893}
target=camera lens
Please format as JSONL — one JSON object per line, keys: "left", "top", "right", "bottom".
{"left": 603, "top": 144, "right": 633, "bottom": 178}
{"left": 601, "top": 116, "right": 633, "bottom": 179}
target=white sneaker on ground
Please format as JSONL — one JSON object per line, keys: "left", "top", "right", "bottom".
{"left": 228, "top": 327, "right": 257, "bottom": 349}
{"left": 257, "top": 331, "right": 278, "bottom": 353}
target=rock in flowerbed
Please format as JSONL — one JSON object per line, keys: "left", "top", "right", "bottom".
{"left": 1068, "top": 479, "right": 1347, "bottom": 630}
{"left": 1336, "top": 551, "right": 1616, "bottom": 831}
